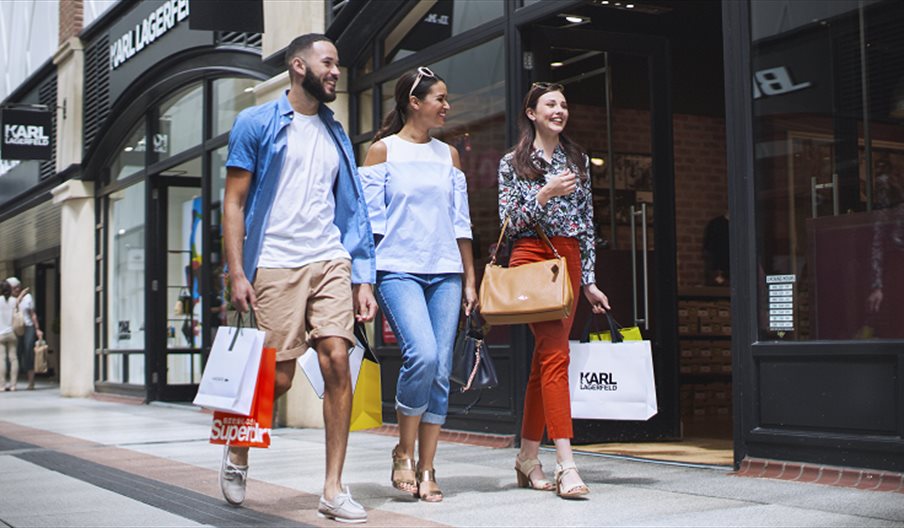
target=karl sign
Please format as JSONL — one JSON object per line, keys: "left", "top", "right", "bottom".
{"left": 109, "top": 0, "right": 190, "bottom": 70}
{"left": 1, "top": 108, "right": 53, "bottom": 161}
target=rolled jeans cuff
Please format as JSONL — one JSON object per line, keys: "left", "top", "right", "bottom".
{"left": 421, "top": 411, "right": 446, "bottom": 425}
{"left": 395, "top": 398, "right": 428, "bottom": 418}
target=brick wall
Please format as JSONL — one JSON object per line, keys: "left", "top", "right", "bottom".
{"left": 60, "top": 0, "right": 84, "bottom": 45}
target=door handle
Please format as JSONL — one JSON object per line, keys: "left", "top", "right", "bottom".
{"left": 630, "top": 203, "right": 650, "bottom": 330}
{"left": 811, "top": 173, "right": 839, "bottom": 218}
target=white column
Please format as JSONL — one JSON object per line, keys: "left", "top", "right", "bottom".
{"left": 53, "top": 37, "right": 84, "bottom": 171}
{"left": 51, "top": 181, "right": 95, "bottom": 397}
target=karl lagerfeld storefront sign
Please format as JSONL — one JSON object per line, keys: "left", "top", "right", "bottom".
{"left": 109, "top": 0, "right": 190, "bottom": 70}
{"left": 1, "top": 108, "right": 52, "bottom": 160}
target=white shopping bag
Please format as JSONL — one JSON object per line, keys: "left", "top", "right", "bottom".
{"left": 568, "top": 339, "right": 658, "bottom": 421}
{"left": 297, "top": 328, "right": 368, "bottom": 399}
{"left": 193, "top": 325, "right": 266, "bottom": 415}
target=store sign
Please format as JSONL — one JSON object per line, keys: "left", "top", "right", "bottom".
{"left": 0, "top": 108, "right": 53, "bottom": 160}
{"left": 753, "top": 66, "right": 812, "bottom": 99}
{"left": 109, "top": 0, "right": 190, "bottom": 70}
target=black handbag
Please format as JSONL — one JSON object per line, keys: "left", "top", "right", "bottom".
{"left": 451, "top": 312, "right": 499, "bottom": 392}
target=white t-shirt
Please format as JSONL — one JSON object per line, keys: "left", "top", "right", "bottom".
{"left": 19, "top": 293, "right": 34, "bottom": 327}
{"left": 0, "top": 296, "right": 15, "bottom": 336}
{"left": 258, "top": 112, "right": 350, "bottom": 268}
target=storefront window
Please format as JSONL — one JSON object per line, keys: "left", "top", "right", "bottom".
{"left": 157, "top": 83, "right": 203, "bottom": 160}
{"left": 751, "top": 0, "right": 904, "bottom": 340}
{"left": 213, "top": 78, "right": 257, "bottom": 136}
{"left": 209, "top": 146, "right": 232, "bottom": 345}
{"left": 357, "top": 88, "right": 374, "bottom": 135}
{"left": 384, "top": 0, "right": 504, "bottom": 63}
{"left": 111, "top": 120, "right": 146, "bottom": 181}
{"left": 107, "top": 182, "right": 145, "bottom": 352}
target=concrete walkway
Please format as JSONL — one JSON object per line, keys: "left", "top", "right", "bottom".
{"left": 1, "top": 387, "right": 902, "bottom": 527}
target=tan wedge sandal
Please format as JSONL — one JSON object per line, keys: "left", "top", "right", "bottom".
{"left": 391, "top": 445, "right": 417, "bottom": 495}
{"left": 416, "top": 468, "right": 443, "bottom": 502}
{"left": 555, "top": 461, "right": 590, "bottom": 499}
{"left": 515, "top": 455, "right": 555, "bottom": 491}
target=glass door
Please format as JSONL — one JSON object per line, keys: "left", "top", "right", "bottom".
{"left": 530, "top": 28, "right": 679, "bottom": 442}
{"left": 148, "top": 177, "right": 204, "bottom": 401}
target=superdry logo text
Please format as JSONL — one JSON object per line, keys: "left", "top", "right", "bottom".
{"left": 210, "top": 416, "right": 270, "bottom": 444}
{"left": 580, "top": 371, "right": 618, "bottom": 391}
{"left": 4, "top": 125, "right": 49, "bottom": 147}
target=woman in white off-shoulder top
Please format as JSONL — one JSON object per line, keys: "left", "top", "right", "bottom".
{"left": 358, "top": 67, "right": 477, "bottom": 503}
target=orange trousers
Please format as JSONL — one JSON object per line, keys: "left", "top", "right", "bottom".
{"left": 509, "top": 236, "right": 582, "bottom": 441}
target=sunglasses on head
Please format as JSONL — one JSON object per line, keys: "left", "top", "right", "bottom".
{"left": 409, "top": 66, "right": 436, "bottom": 98}
{"left": 531, "top": 81, "right": 565, "bottom": 92}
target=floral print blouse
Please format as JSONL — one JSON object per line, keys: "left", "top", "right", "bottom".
{"left": 497, "top": 144, "right": 596, "bottom": 285}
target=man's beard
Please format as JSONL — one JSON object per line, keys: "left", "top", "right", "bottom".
{"left": 302, "top": 67, "right": 336, "bottom": 103}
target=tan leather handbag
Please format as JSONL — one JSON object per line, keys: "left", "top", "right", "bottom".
{"left": 479, "top": 217, "right": 574, "bottom": 325}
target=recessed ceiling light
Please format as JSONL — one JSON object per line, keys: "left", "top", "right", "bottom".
{"left": 601, "top": 0, "right": 609, "bottom": 4}
{"left": 243, "top": 87, "right": 254, "bottom": 93}
{"left": 551, "top": 61, "right": 564, "bottom": 68}
{"left": 124, "top": 146, "right": 134, "bottom": 152}
{"left": 565, "top": 15, "right": 584, "bottom": 23}
{"left": 591, "top": 157, "right": 605, "bottom": 167}
{"left": 626, "top": 3, "right": 635, "bottom": 8}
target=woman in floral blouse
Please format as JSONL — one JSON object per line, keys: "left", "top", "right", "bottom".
{"left": 498, "top": 82, "right": 610, "bottom": 499}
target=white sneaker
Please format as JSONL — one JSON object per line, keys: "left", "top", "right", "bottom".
{"left": 318, "top": 486, "right": 367, "bottom": 524}
{"left": 219, "top": 446, "right": 248, "bottom": 505}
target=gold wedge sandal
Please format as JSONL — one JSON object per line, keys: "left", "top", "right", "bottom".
{"left": 514, "top": 455, "right": 555, "bottom": 491}
{"left": 416, "top": 468, "right": 443, "bottom": 502}
{"left": 555, "top": 461, "right": 590, "bottom": 499}
{"left": 391, "top": 445, "right": 417, "bottom": 494}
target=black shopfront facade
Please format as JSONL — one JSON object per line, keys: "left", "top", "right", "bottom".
{"left": 82, "top": 0, "right": 278, "bottom": 402}
{"left": 328, "top": 0, "right": 904, "bottom": 474}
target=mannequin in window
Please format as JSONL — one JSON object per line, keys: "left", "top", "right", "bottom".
{"left": 703, "top": 212, "right": 730, "bottom": 286}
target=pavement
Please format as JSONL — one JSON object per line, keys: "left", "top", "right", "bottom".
{"left": 1, "top": 385, "right": 902, "bottom": 527}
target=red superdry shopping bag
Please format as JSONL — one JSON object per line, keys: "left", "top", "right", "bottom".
{"left": 210, "top": 346, "right": 276, "bottom": 448}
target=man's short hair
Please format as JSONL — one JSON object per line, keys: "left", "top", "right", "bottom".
{"left": 285, "top": 33, "right": 334, "bottom": 71}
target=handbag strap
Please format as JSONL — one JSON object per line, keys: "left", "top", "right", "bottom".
{"left": 461, "top": 340, "right": 483, "bottom": 392}
{"left": 490, "top": 216, "right": 561, "bottom": 265}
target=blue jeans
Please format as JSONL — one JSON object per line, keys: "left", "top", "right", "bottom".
{"left": 376, "top": 271, "right": 462, "bottom": 425}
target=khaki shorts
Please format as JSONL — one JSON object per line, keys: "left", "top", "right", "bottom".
{"left": 253, "top": 259, "right": 355, "bottom": 362}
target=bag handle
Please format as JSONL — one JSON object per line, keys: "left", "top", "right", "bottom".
{"left": 229, "top": 307, "right": 258, "bottom": 350}
{"left": 580, "top": 312, "right": 624, "bottom": 344}
{"left": 490, "top": 216, "right": 561, "bottom": 265}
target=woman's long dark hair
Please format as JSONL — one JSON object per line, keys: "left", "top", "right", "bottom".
{"left": 511, "top": 84, "right": 586, "bottom": 180}
{"left": 0, "top": 281, "right": 9, "bottom": 299}
{"left": 373, "top": 69, "right": 445, "bottom": 142}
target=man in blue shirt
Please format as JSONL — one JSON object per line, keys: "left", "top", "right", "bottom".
{"left": 222, "top": 33, "right": 377, "bottom": 523}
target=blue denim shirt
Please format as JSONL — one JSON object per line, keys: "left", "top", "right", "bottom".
{"left": 226, "top": 92, "right": 375, "bottom": 284}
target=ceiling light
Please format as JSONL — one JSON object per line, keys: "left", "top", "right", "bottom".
{"left": 601, "top": 0, "right": 609, "bottom": 3}
{"left": 626, "top": 3, "right": 635, "bottom": 8}
{"left": 551, "top": 61, "right": 564, "bottom": 68}
{"left": 591, "top": 157, "right": 605, "bottom": 167}
{"left": 243, "top": 87, "right": 254, "bottom": 93}
{"left": 124, "top": 146, "right": 134, "bottom": 152}
{"left": 565, "top": 15, "right": 584, "bottom": 23}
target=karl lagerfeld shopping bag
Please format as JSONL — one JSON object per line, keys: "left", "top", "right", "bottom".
{"left": 568, "top": 314, "right": 658, "bottom": 421}
{"left": 210, "top": 345, "right": 276, "bottom": 448}
{"left": 193, "top": 314, "right": 265, "bottom": 415}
